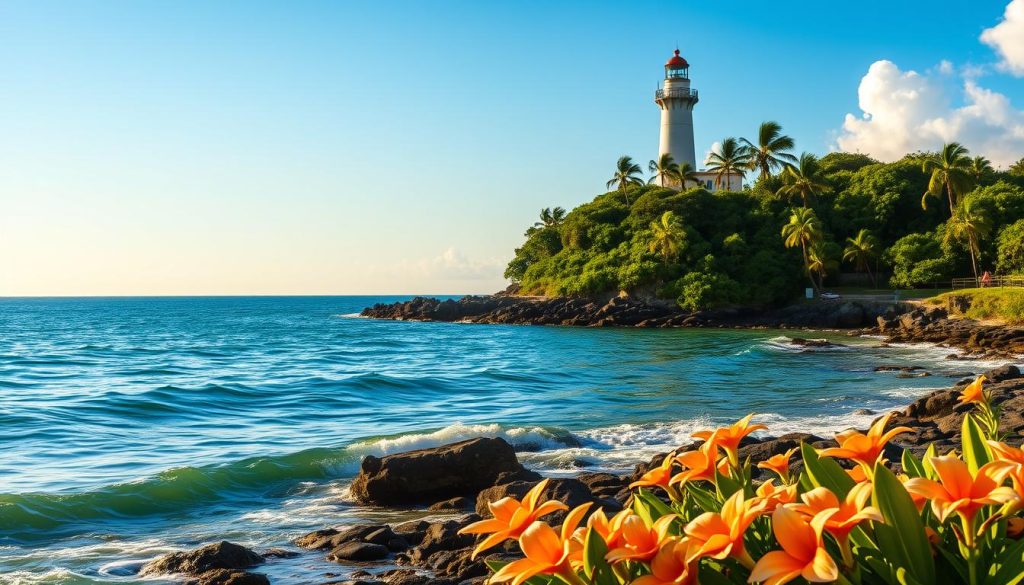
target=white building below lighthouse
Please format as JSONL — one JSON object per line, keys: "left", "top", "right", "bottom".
{"left": 654, "top": 50, "right": 743, "bottom": 192}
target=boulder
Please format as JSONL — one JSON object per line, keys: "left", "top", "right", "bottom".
{"left": 141, "top": 542, "right": 264, "bottom": 577}
{"left": 327, "top": 542, "right": 390, "bottom": 563}
{"left": 475, "top": 478, "right": 597, "bottom": 518}
{"left": 983, "top": 364, "right": 1022, "bottom": 384}
{"left": 428, "top": 496, "right": 474, "bottom": 511}
{"left": 184, "top": 569, "right": 270, "bottom": 585}
{"left": 350, "top": 438, "right": 526, "bottom": 505}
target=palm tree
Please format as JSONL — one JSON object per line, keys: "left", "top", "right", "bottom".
{"left": 606, "top": 156, "right": 645, "bottom": 204}
{"left": 648, "top": 211, "right": 686, "bottom": 263}
{"left": 969, "top": 155, "right": 993, "bottom": 181}
{"left": 705, "top": 138, "right": 750, "bottom": 189}
{"left": 807, "top": 242, "right": 838, "bottom": 290}
{"left": 677, "top": 161, "right": 700, "bottom": 187}
{"left": 534, "top": 207, "right": 566, "bottom": 229}
{"left": 843, "top": 228, "right": 880, "bottom": 287}
{"left": 921, "top": 142, "right": 974, "bottom": 216}
{"left": 781, "top": 207, "right": 824, "bottom": 292}
{"left": 739, "top": 121, "right": 797, "bottom": 180}
{"left": 648, "top": 153, "right": 680, "bottom": 187}
{"left": 777, "top": 153, "right": 831, "bottom": 207}
{"left": 944, "top": 199, "right": 993, "bottom": 282}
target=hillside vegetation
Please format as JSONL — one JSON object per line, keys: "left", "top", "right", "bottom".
{"left": 505, "top": 129, "right": 1024, "bottom": 312}
{"left": 927, "top": 288, "right": 1024, "bottom": 325}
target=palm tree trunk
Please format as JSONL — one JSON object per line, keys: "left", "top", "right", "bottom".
{"left": 946, "top": 178, "right": 956, "bottom": 216}
{"left": 801, "top": 241, "right": 817, "bottom": 293}
{"left": 866, "top": 262, "right": 877, "bottom": 288}
{"left": 969, "top": 244, "right": 979, "bottom": 283}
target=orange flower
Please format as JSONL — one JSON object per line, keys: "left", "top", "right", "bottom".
{"left": 671, "top": 440, "right": 729, "bottom": 486}
{"left": 904, "top": 456, "right": 1018, "bottom": 544}
{"left": 988, "top": 440, "right": 1024, "bottom": 466}
{"left": 459, "top": 479, "right": 568, "bottom": 557}
{"left": 818, "top": 412, "right": 913, "bottom": 475}
{"left": 959, "top": 375, "right": 988, "bottom": 405}
{"left": 605, "top": 514, "right": 677, "bottom": 564}
{"left": 684, "top": 490, "right": 765, "bottom": 565}
{"left": 756, "top": 479, "right": 798, "bottom": 511}
{"left": 845, "top": 465, "right": 869, "bottom": 484}
{"left": 632, "top": 538, "right": 698, "bottom": 585}
{"left": 748, "top": 506, "right": 839, "bottom": 585}
{"left": 758, "top": 448, "right": 798, "bottom": 482}
{"left": 694, "top": 414, "right": 767, "bottom": 464}
{"left": 585, "top": 508, "right": 626, "bottom": 550}
{"left": 631, "top": 453, "right": 680, "bottom": 498}
{"left": 791, "top": 483, "right": 883, "bottom": 543}
{"left": 490, "top": 504, "right": 591, "bottom": 585}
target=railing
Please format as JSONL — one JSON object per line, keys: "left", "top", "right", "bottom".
{"left": 655, "top": 88, "right": 698, "bottom": 101}
{"left": 951, "top": 275, "right": 1024, "bottom": 289}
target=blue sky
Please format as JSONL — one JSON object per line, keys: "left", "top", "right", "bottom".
{"left": 1, "top": 0, "right": 1022, "bottom": 295}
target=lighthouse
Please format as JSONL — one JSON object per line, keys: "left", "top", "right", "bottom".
{"left": 655, "top": 50, "right": 699, "bottom": 175}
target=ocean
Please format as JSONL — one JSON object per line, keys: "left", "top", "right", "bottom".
{"left": 0, "top": 296, "right": 1006, "bottom": 583}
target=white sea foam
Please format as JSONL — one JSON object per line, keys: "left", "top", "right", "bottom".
{"left": 346, "top": 422, "right": 570, "bottom": 457}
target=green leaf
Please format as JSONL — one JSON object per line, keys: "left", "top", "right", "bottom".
{"left": 632, "top": 490, "right": 655, "bottom": 526}
{"left": 714, "top": 468, "right": 743, "bottom": 500}
{"left": 962, "top": 414, "right": 993, "bottom": 475}
{"left": 687, "top": 483, "right": 721, "bottom": 513}
{"left": 901, "top": 449, "right": 927, "bottom": 478}
{"left": 801, "top": 441, "right": 855, "bottom": 497}
{"left": 582, "top": 527, "right": 617, "bottom": 585}
{"left": 634, "top": 490, "right": 675, "bottom": 521}
{"left": 989, "top": 537, "right": 1024, "bottom": 585}
{"left": 872, "top": 462, "right": 936, "bottom": 585}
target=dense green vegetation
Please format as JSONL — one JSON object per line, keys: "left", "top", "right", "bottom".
{"left": 927, "top": 288, "right": 1024, "bottom": 324}
{"left": 505, "top": 122, "right": 1024, "bottom": 311}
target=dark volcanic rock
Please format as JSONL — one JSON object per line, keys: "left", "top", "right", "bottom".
{"left": 350, "top": 438, "right": 526, "bottom": 505}
{"left": 141, "top": 542, "right": 264, "bottom": 578}
{"left": 328, "top": 542, "right": 390, "bottom": 562}
{"left": 360, "top": 295, "right": 904, "bottom": 330}
{"left": 428, "top": 496, "right": 474, "bottom": 511}
{"left": 185, "top": 569, "right": 270, "bottom": 585}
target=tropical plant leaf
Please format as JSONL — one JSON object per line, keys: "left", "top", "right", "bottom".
{"left": 988, "top": 536, "right": 1024, "bottom": 585}
{"left": 801, "top": 441, "right": 855, "bottom": 497}
{"left": 634, "top": 489, "right": 675, "bottom": 521}
{"left": 962, "top": 414, "right": 993, "bottom": 475}
{"left": 872, "top": 462, "right": 936, "bottom": 584}
{"left": 901, "top": 449, "right": 927, "bottom": 479}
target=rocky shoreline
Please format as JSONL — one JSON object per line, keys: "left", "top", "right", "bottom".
{"left": 359, "top": 295, "right": 899, "bottom": 329}
{"left": 360, "top": 294, "right": 1024, "bottom": 359}
{"left": 139, "top": 364, "right": 1024, "bottom": 585}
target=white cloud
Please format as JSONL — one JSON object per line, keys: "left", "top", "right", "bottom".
{"left": 835, "top": 60, "right": 1024, "bottom": 167}
{"left": 981, "top": 0, "right": 1024, "bottom": 76}
{"left": 399, "top": 247, "right": 505, "bottom": 281}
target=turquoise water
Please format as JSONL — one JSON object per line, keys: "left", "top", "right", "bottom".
{"left": 0, "top": 296, "right": 1002, "bottom": 583}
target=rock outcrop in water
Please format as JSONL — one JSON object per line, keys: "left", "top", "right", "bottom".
{"left": 360, "top": 295, "right": 902, "bottom": 329}
{"left": 349, "top": 437, "right": 534, "bottom": 505}
{"left": 140, "top": 541, "right": 269, "bottom": 585}
{"left": 876, "top": 305, "right": 1024, "bottom": 359}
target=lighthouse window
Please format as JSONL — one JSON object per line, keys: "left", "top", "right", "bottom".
{"left": 705, "top": 180, "right": 713, "bottom": 189}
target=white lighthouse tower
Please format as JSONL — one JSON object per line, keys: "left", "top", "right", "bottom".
{"left": 655, "top": 50, "right": 698, "bottom": 176}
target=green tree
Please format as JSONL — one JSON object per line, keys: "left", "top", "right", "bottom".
{"left": 970, "top": 155, "right": 994, "bottom": 181}
{"left": 807, "top": 241, "right": 839, "bottom": 289}
{"left": 648, "top": 153, "right": 680, "bottom": 188}
{"left": 944, "top": 198, "right": 993, "bottom": 281}
{"left": 606, "top": 155, "right": 645, "bottom": 204}
{"left": 705, "top": 137, "right": 750, "bottom": 190}
{"left": 921, "top": 142, "right": 974, "bottom": 216}
{"left": 843, "top": 228, "right": 880, "bottom": 287}
{"left": 1009, "top": 157, "right": 1024, "bottom": 177}
{"left": 533, "top": 207, "right": 566, "bottom": 230}
{"left": 677, "top": 161, "right": 700, "bottom": 187}
{"left": 777, "top": 153, "right": 831, "bottom": 208}
{"left": 996, "top": 219, "right": 1024, "bottom": 274}
{"left": 648, "top": 211, "right": 686, "bottom": 264}
{"left": 781, "top": 207, "right": 824, "bottom": 291}
{"left": 739, "top": 121, "right": 797, "bottom": 180}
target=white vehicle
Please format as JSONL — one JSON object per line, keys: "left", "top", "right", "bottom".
{"left": 820, "top": 291, "right": 841, "bottom": 300}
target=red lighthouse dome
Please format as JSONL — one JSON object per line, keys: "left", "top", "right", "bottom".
{"left": 665, "top": 49, "right": 689, "bottom": 69}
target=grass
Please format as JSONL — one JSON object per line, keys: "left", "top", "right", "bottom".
{"left": 926, "top": 287, "right": 1024, "bottom": 325}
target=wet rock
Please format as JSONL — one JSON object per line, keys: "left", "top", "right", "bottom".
{"left": 428, "top": 496, "right": 474, "bottom": 511}
{"left": 297, "top": 525, "right": 393, "bottom": 551}
{"left": 874, "top": 365, "right": 925, "bottom": 372}
{"left": 350, "top": 438, "right": 526, "bottom": 505}
{"left": 185, "top": 569, "right": 270, "bottom": 585}
{"left": 983, "top": 364, "right": 1022, "bottom": 383}
{"left": 327, "top": 542, "right": 390, "bottom": 562}
{"left": 475, "top": 478, "right": 600, "bottom": 519}
{"left": 788, "top": 337, "right": 845, "bottom": 349}
{"left": 261, "top": 548, "right": 299, "bottom": 559}
{"left": 141, "top": 541, "right": 264, "bottom": 578}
